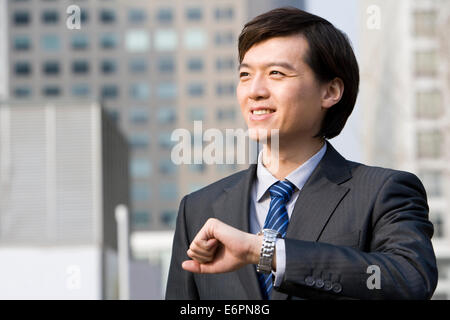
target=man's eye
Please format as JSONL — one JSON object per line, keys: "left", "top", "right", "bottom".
{"left": 239, "top": 72, "right": 249, "bottom": 77}
{"left": 270, "top": 70, "right": 284, "bottom": 76}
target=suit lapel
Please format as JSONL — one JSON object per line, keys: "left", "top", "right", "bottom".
{"left": 212, "top": 164, "right": 263, "bottom": 300}
{"left": 287, "top": 142, "right": 352, "bottom": 242}
{"left": 271, "top": 142, "right": 352, "bottom": 300}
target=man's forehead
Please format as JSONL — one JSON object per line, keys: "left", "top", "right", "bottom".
{"left": 240, "top": 35, "right": 309, "bottom": 66}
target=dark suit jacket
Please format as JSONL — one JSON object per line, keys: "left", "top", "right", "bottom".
{"left": 166, "top": 142, "right": 438, "bottom": 300}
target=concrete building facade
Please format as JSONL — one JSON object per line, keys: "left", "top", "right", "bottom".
{"left": 360, "top": 0, "right": 450, "bottom": 299}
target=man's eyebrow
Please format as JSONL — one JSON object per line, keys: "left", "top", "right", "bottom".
{"left": 238, "top": 62, "right": 297, "bottom": 71}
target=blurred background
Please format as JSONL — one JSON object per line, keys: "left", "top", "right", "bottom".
{"left": 0, "top": 0, "right": 448, "bottom": 299}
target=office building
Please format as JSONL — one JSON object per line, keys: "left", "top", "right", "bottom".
{"left": 360, "top": 0, "right": 450, "bottom": 299}
{"left": 0, "top": 101, "right": 129, "bottom": 299}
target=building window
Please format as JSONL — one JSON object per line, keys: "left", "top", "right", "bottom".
{"left": 415, "top": 51, "right": 438, "bottom": 77}
{"left": 189, "top": 163, "right": 205, "bottom": 173}
{"left": 216, "top": 83, "right": 235, "bottom": 96}
{"left": 125, "top": 30, "right": 150, "bottom": 52}
{"left": 214, "top": 7, "right": 234, "bottom": 21}
{"left": 187, "top": 57, "right": 204, "bottom": 72}
{"left": 188, "top": 107, "right": 205, "bottom": 121}
{"left": 216, "top": 107, "right": 236, "bottom": 121}
{"left": 416, "top": 91, "right": 442, "bottom": 119}
{"left": 417, "top": 130, "right": 442, "bottom": 159}
{"left": 100, "top": 33, "right": 119, "bottom": 49}
{"left": 154, "top": 29, "right": 177, "bottom": 51}
{"left": 71, "top": 34, "right": 89, "bottom": 50}
{"left": 130, "top": 159, "right": 152, "bottom": 179}
{"left": 160, "top": 210, "right": 177, "bottom": 228}
{"left": 158, "top": 57, "right": 175, "bottom": 73}
{"left": 157, "top": 8, "right": 174, "bottom": 23}
{"left": 101, "top": 59, "right": 117, "bottom": 74}
{"left": 132, "top": 210, "right": 151, "bottom": 227}
{"left": 80, "top": 8, "right": 88, "bottom": 24}
{"left": 13, "top": 86, "right": 32, "bottom": 98}
{"left": 131, "top": 183, "right": 150, "bottom": 202}
{"left": 41, "top": 10, "right": 59, "bottom": 24}
{"left": 72, "top": 60, "right": 90, "bottom": 74}
{"left": 187, "top": 83, "right": 205, "bottom": 97}
{"left": 157, "top": 107, "right": 176, "bottom": 124}
{"left": 100, "top": 9, "right": 116, "bottom": 24}
{"left": 41, "top": 34, "right": 60, "bottom": 51}
{"left": 14, "top": 62, "right": 31, "bottom": 76}
{"left": 157, "top": 83, "right": 177, "bottom": 99}
{"left": 101, "top": 85, "right": 119, "bottom": 99}
{"left": 129, "top": 134, "right": 150, "bottom": 150}
{"left": 13, "top": 11, "right": 30, "bottom": 26}
{"left": 129, "top": 108, "right": 149, "bottom": 125}
{"left": 186, "top": 7, "right": 203, "bottom": 21}
{"left": 159, "top": 183, "right": 177, "bottom": 200}
{"left": 129, "top": 59, "right": 148, "bottom": 74}
{"left": 418, "top": 170, "right": 442, "bottom": 198}
{"left": 13, "top": 35, "right": 31, "bottom": 50}
{"left": 158, "top": 132, "right": 175, "bottom": 149}
{"left": 43, "top": 61, "right": 60, "bottom": 76}
{"left": 130, "top": 83, "right": 150, "bottom": 101}
{"left": 413, "top": 10, "right": 437, "bottom": 37}
{"left": 72, "top": 84, "right": 90, "bottom": 97}
{"left": 184, "top": 29, "right": 207, "bottom": 50}
{"left": 128, "top": 9, "right": 146, "bottom": 24}
{"left": 42, "top": 86, "right": 61, "bottom": 97}
{"left": 159, "top": 160, "right": 177, "bottom": 175}
{"left": 214, "top": 31, "right": 234, "bottom": 46}
{"left": 216, "top": 57, "right": 235, "bottom": 71}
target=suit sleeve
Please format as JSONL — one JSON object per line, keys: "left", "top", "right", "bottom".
{"left": 165, "top": 195, "right": 199, "bottom": 300}
{"left": 277, "top": 171, "right": 438, "bottom": 300}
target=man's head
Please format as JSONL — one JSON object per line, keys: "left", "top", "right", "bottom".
{"left": 237, "top": 7, "right": 359, "bottom": 141}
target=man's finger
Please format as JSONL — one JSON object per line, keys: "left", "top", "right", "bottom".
{"left": 182, "top": 260, "right": 203, "bottom": 273}
{"left": 187, "top": 249, "right": 214, "bottom": 264}
{"left": 182, "top": 260, "right": 216, "bottom": 274}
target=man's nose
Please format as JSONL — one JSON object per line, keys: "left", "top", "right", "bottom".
{"left": 249, "top": 75, "right": 269, "bottom": 100}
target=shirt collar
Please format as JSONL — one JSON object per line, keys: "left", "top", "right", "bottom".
{"left": 255, "top": 143, "right": 327, "bottom": 202}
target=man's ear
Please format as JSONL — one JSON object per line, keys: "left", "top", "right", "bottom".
{"left": 321, "top": 77, "right": 344, "bottom": 110}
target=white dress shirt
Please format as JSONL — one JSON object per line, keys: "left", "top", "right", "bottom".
{"left": 249, "top": 143, "right": 327, "bottom": 286}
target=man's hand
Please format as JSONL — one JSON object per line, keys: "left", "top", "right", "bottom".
{"left": 182, "top": 218, "right": 263, "bottom": 274}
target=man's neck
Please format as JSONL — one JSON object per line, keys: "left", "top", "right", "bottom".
{"left": 261, "top": 138, "right": 325, "bottom": 180}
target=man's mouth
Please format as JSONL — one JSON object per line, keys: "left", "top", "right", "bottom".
{"left": 252, "top": 109, "right": 275, "bottom": 115}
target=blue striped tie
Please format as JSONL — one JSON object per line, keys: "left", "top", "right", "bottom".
{"left": 258, "top": 180, "right": 295, "bottom": 300}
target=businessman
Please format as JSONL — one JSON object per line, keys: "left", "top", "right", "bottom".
{"left": 166, "top": 7, "right": 438, "bottom": 300}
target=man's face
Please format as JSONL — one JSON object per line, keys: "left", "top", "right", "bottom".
{"left": 237, "top": 35, "right": 327, "bottom": 143}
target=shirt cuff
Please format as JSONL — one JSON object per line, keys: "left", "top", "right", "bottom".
{"left": 273, "top": 238, "right": 286, "bottom": 287}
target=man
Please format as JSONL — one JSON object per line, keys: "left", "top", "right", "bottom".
{"left": 166, "top": 7, "right": 437, "bottom": 300}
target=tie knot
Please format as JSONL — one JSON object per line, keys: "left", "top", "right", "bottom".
{"left": 269, "top": 180, "right": 295, "bottom": 202}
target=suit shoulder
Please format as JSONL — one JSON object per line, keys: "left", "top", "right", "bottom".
{"left": 346, "top": 161, "right": 423, "bottom": 186}
{"left": 185, "top": 166, "right": 253, "bottom": 201}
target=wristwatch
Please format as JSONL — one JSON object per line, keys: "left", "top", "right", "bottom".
{"left": 256, "top": 229, "right": 281, "bottom": 274}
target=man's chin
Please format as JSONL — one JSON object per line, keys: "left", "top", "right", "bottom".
{"left": 247, "top": 128, "right": 280, "bottom": 144}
